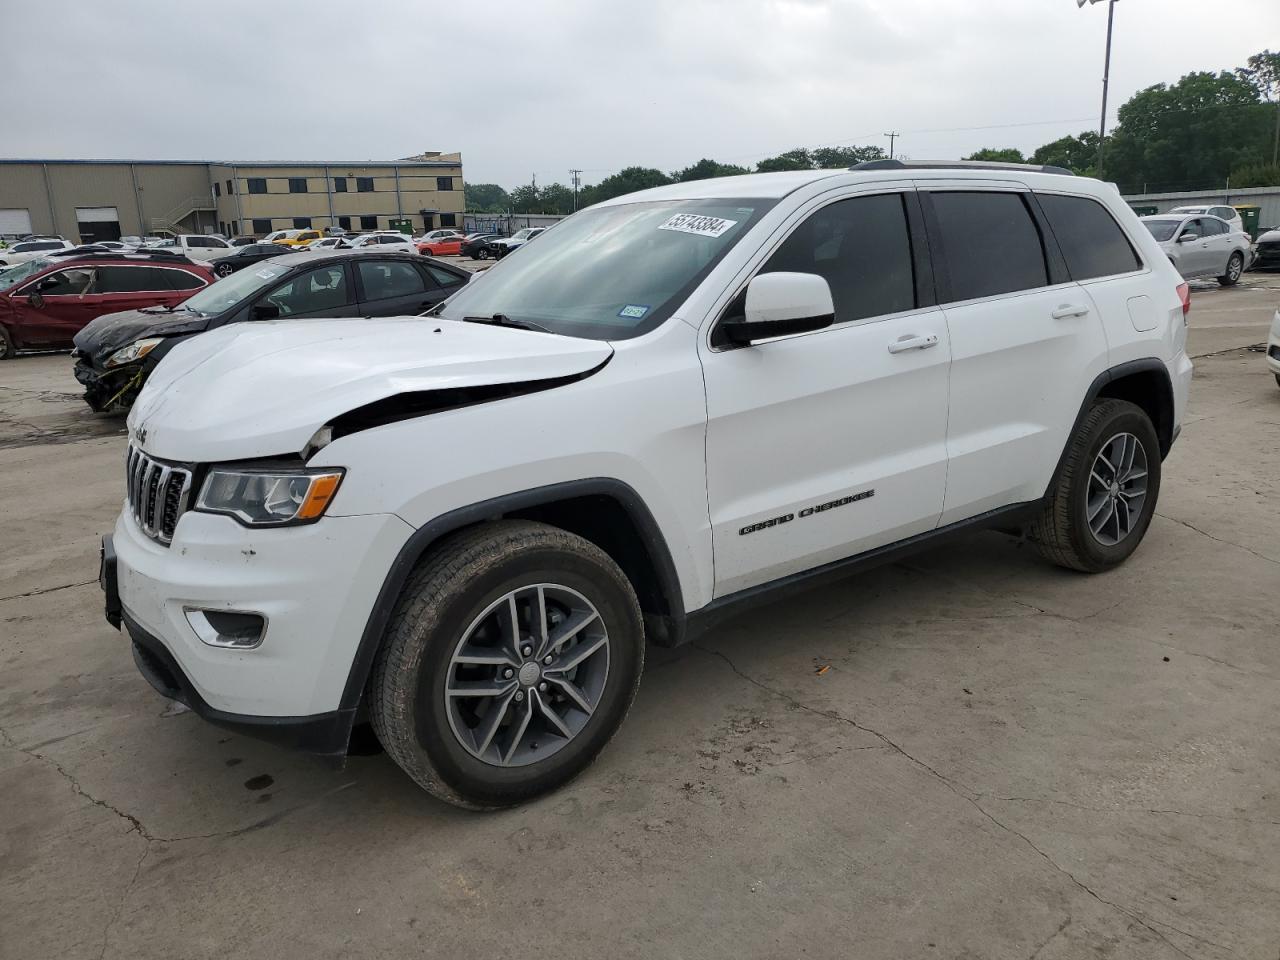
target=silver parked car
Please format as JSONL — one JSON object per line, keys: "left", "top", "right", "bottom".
{"left": 1141, "top": 214, "right": 1251, "bottom": 286}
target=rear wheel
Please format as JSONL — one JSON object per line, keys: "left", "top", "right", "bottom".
{"left": 1218, "top": 251, "right": 1244, "bottom": 286}
{"left": 0, "top": 325, "right": 15, "bottom": 360}
{"left": 370, "top": 521, "right": 644, "bottom": 808}
{"left": 1030, "top": 399, "right": 1161, "bottom": 572}
{"left": 477, "top": 248, "right": 490, "bottom": 260}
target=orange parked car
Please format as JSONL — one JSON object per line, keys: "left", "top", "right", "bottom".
{"left": 416, "top": 236, "right": 464, "bottom": 256}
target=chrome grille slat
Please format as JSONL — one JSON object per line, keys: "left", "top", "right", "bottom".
{"left": 125, "top": 444, "right": 193, "bottom": 546}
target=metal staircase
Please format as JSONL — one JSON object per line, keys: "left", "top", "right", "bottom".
{"left": 149, "top": 195, "right": 215, "bottom": 235}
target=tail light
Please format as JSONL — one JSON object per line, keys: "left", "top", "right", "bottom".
{"left": 1176, "top": 281, "right": 1191, "bottom": 321}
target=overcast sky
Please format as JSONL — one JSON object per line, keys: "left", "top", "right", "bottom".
{"left": 7, "top": 0, "right": 1278, "bottom": 188}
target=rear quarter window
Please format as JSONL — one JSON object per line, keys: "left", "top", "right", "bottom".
{"left": 1038, "top": 193, "right": 1142, "bottom": 281}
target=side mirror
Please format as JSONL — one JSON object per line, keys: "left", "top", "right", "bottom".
{"left": 251, "top": 303, "right": 281, "bottom": 321}
{"left": 717, "top": 272, "right": 835, "bottom": 347}
{"left": 1177, "top": 232, "right": 1199, "bottom": 243}
{"left": 28, "top": 290, "right": 45, "bottom": 309}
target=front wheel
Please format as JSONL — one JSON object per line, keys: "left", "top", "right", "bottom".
{"left": 1218, "top": 252, "right": 1244, "bottom": 286}
{"left": 1030, "top": 398, "right": 1161, "bottom": 573}
{"left": 0, "top": 324, "right": 15, "bottom": 360}
{"left": 369, "top": 520, "right": 644, "bottom": 808}
{"left": 214, "top": 261, "right": 235, "bottom": 278}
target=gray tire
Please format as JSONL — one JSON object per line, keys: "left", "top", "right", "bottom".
{"left": 1218, "top": 251, "right": 1244, "bottom": 286}
{"left": 1030, "top": 399, "right": 1161, "bottom": 573}
{"left": 214, "top": 261, "right": 235, "bottom": 278}
{"left": 0, "top": 325, "right": 15, "bottom": 360}
{"left": 369, "top": 520, "right": 644, "bottom": 808}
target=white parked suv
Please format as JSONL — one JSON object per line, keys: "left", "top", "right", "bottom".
{"left": 1167, "top": 204, "right": 1244, "bottom": 235}
{"left": 346, "top": 231, "right": 419, "bottom": 254}
{"left": 0, "top": 237, "right": 75, "bottom": 266}
{"left": 101, "top": 160, "right": 1193, "bottom": 808}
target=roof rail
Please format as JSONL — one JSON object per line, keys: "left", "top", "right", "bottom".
{"left": 850, "top": 159, "right": 1075, "bottom": 176}
{"left": 49, "top": 249, "right": 198, "bottom": 265}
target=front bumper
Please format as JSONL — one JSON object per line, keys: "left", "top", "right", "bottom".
{"left": 74, "top": 358, "right": 139, "bottom": 412}
{"left": 104, "top": 504, "right": 414, "bottom": 751}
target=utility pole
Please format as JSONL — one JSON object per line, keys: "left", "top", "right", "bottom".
{"left": 884, "top": 131, "right": 900, "bottom": 160}
{"left": 569, "top": 169, "right": 582, "bottom": 211}
{"left": 1078, "top": 0, "right": 1118, "bottom": 175}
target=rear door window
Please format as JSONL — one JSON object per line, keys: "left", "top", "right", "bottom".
{"left": 759, "top": 192, "right": 917, "bottom": 324}
{"left": 358, "top": 260, "right": 428, "bottom": 301}
{"left": 928, "top": 191, "right": 1048, "bottom": 302}
{"left": 97, "top": 266, "right": 166, "bottom": 293}
{"left": 1037, "top": 193, "right": 1142, "bottom": 281}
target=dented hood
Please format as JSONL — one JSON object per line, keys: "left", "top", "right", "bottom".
{"left": 128, "top": 316, "right": 613, "bottom": 462}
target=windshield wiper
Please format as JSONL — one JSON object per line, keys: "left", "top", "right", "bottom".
{"left": 461, "top": 313, "right": 552, "bottom": 334}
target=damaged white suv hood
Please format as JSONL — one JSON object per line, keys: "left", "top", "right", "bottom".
{"left": 128, "top": 317, "right": 613, "bottom": 462}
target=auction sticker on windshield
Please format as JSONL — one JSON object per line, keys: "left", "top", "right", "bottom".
{"left": 658, "top": 213, "right": 739, "bottom": 239}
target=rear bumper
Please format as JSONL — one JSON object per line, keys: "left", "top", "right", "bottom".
{"left": 1267, "top": 310, "right": 1280, "bottom": 375}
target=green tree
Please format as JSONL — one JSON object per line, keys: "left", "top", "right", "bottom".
{"left": 1228, "top": 163, "right": 1280, "bottom": 188}
{"left": 811, "top": 145, "right": 887, "bottom": 168}
{"left": 538, "top": 183, "right": 575, "bottom": 214}
{"left": 1030, "top": 132, "right": 1101, "bottom": 175}
{"left": 1104, "top": 69, "right": 1271, "bottom": 190}
{"left": 577, "top": 167, "right": 672, "bottom": 206}
{"left": 1239, "top": 50, "right": 1280, "bottom": 166}
{"left": 755, "top": 148, "right": 813, "bottom": 172}
{"left": 964, "top": 147, "right": 1026, "bottom": 163}
{"left": 463, "top": 183, "right": 509, "bottom": 213}
{"left": 508, "top": 184, "right": 540, "bottom": 213}
{"left": 672, "top": 158, "right": 751, "bottom": 182}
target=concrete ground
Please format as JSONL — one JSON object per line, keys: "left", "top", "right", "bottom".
{"left": 1, "top": 274, "right": 1278, "bottom": 960}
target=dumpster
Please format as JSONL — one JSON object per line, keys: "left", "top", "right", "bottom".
{"left": 1129, "top": 204, "right": 1158, "bottom": 216}
{"left": 1233, "top": 205, "right": 1261, "bottom": 241}
{"left": 388, "top": 217, "right": 415, "bottom": 235}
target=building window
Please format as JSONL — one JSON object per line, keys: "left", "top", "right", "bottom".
{"left": 252, "top": 218, "right": 272, "bottom": 235}
{"left": 247, "top": 178, "right": 267, "bottom": 195}
{"left": 338, "top": 216, "right": 352, "bottom": 230}
{"left": 436, "top": 176, "right": 454, "bottom": 191}
{"left": 226, "top": 179, "right": 233, "bottom": 195}
{"left": 288, "top": 178, "right": 308, "bottom": 194}
{"left": 213, "top": 182, "right": 221, "bottom": 198}
{"left": 440, "top": 213, "right": 457, "bottom": 227}
{"left": 360, "top": 215, "right": 378, "bottom": 230}
{"left": 334, "top": 177, "right": 348, "bottom": 193}
{"left": 293, "top": 217, "right": 312, "bottom": 229}
{"left": 357, "top": 177, "right": 375, "bottom": 193}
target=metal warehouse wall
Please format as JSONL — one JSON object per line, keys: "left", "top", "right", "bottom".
{"left": 0, "top": 161, "right": 212, "bottom": 239}
{"left": 1121, "top": 186, "right": 1280, "bottom": 226}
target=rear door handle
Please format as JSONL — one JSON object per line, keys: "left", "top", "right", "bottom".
{"left": 1050, "top": 304, "right": 1090, "bottom": 320}
{"left": 887, "top": 334, "right": 939, "bottom": 354}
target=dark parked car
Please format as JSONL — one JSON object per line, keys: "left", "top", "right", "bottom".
{"left": 208, "top": 242, "right": 290, "bottom": 278}
{"left": 72, "top": 250, "right": 471, "bottom": 412}
{"left": 0, "top": 252, "right": 212, "bottom": 359}
{"left": 461, "top": 233, "right": 503, "bottom": 259}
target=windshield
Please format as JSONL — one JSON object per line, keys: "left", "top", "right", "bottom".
{"left": 0, "top": 257, "right": 53, "bottom": 290}
{"left": 180, "top": 262, "right": 292, "bottom": 314}
{"left": 1142, "top": 219, "right": 1182, "bottom": 242}
{"left": 437, "top": 198, "right": 774, "bottom": 340}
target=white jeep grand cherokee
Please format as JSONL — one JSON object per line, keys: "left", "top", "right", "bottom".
{"left": 101, "top": 160, "right": 1193, "bottom": 808}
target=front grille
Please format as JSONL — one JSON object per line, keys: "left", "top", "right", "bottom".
{"left": 126, "top": 445, "right": 193, "bottom": 545}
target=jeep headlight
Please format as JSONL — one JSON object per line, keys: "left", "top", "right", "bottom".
{"left": 106, "top": 337, "right": 165, "bottom": 368}
{"left": 195, "top": 467, "right": 345, "bottom": 527}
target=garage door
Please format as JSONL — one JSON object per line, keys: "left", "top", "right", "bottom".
{"left": 0, "top": 208, "right": 32, "bottom": 235}
{"left": 76, "top": 206, "right": 121, "bottom": 243}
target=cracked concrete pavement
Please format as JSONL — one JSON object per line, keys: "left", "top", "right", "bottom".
{"left": 1, "top": 275, "right": 1278, "bottom": 959}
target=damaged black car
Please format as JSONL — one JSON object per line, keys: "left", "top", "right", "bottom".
{"left": 71, "top": 250, "right": 471, "bottom": 412}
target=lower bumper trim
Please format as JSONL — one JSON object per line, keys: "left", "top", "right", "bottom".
{"left": 123, "top": 609, "right": 356, "bottom": 757}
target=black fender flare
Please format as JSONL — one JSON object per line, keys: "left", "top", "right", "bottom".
{"left": 1047, "top": 358, "right": 1175, "bottom": 496}
{"left": 338, "top": 478, "right": 688, "bottom": 711}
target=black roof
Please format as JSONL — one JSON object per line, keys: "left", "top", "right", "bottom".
{"left": 46, "top": 248, "right": 203, "bottom": 266}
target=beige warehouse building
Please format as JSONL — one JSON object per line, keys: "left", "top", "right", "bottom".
{"left": 0, "top": 152, "right": 464, "bottom": 242}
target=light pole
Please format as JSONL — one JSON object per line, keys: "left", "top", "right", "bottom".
{"left": 1079, "top": 0, "right": 1118, "bottom": 174}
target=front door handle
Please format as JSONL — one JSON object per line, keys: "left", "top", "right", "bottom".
{"left": 887, "top": 334, "right": 939, "bottom": 354}
{"left": 1050, "top": 304, "right": 1091, "bottom": 320}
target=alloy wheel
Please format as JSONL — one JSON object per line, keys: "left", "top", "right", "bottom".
{"left": 1086, "top": 432, "right": 1149, "bottom": 546}
{"left": 445, "top": 583, "right": 610, "bottom": 767}
{"left": 1228, "top": 254, "right": 1242, "bottom": 282}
